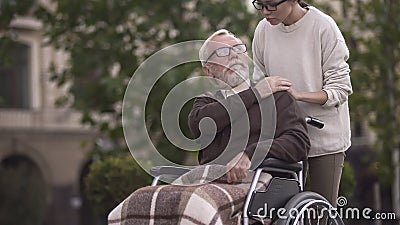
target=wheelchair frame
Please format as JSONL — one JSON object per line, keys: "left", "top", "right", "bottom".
{"left": 150, "top": 158, "right": 344, "bottom": 225}
{"left": 149, "top": 117, "right": 345, "bottom": 225}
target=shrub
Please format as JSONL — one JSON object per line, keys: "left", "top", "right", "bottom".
{"left": 84, "top": 153, "right": 152, "bottom": 217}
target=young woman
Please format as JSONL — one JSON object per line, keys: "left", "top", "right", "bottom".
{"left": 251, "top": 0, "right": 353, "bottom": 207}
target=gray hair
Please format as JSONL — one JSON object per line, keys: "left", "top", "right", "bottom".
{"left": 199, "top": 29, "right": 237, "bottom": 66}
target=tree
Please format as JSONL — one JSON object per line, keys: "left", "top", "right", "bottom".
{"left": 35, "top": 0, "right": 258, "bottom": 162}
{"left": 345, "top": 0, "right": 400, "bottom": 184}
{"left": 34, "top": 2, "right": 259, "bottom": 221}
{"left": 343, "top": 0, "right": 400, "bottom": 215}
{"left": 84, "top": 152, "right": 152, "bottom": 217}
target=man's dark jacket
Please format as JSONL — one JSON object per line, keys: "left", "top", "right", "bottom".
{"left": 188, "top": 88, "right": 310, "bottom": 166}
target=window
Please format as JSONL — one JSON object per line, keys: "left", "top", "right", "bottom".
{"left": 0, "top": 41, "right": 31, "bottom": 109}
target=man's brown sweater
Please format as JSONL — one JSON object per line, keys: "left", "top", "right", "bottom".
{"left": 188, "top": 88, "right": 310, "bottom": 166}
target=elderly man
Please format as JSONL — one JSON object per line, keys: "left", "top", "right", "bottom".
{"left": 189, "top": 29, "right": 310, "bottom": 183}
{"left": 108, "top": 29, "right": 310, "bottom": 225}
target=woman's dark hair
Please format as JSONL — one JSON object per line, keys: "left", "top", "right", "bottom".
{"left": 298, "top": 0, "right": 309, "bottom": 8}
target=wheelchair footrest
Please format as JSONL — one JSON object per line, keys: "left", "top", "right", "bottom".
{"left": 248, "top": 177, "right": 300, "bottom": 220}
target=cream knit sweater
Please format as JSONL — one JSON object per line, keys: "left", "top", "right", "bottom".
{"left": 252, "top": 6, "right": 353, "bottom": 157}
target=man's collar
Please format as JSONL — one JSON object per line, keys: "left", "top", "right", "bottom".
{"left": 220, "top": 79, "right": 251, "bottom": 98}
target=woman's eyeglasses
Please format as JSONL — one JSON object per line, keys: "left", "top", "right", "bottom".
{"left": 252, "top": 0, "right": 288, "bottom": 11}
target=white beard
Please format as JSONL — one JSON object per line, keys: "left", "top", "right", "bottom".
{"left": 224, "top": 64, "right": 249, "bottom": 88}
{"left": 209, "top": 59, "right": 250, "bottom": 89}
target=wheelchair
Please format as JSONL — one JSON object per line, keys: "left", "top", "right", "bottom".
{"left": 149, "top": 117, "right": 344, "bottom": 225}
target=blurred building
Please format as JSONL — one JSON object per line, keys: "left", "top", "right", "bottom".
{"left": 0, "top": 1, "right": 96, "bottom": 225}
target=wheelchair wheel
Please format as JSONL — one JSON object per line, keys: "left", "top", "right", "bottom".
{"left": 274, "top": 191, "right": 344, "bottom": 225}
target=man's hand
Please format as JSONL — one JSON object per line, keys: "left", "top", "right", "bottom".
{"left": 254, "top": 76, "right": 292, "bottom": 98}
{"left": 226, "top": 152, "right": 251, "bottom": 183}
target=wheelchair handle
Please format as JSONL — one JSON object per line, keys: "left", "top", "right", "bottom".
{"left": 305, "top": 116, "right": 324, "bottom": 129}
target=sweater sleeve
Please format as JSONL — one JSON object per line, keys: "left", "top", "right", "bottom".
{"left": 188, "top": 88, "right": 259, "bottom": 138}
{"left": 321, "top": 20, "right": 353, "bottom": 108}
{"left": 244, "top": 92, "right": 310, "bottom": 163}
{"left": 252, "top": 20, "right": 268, "bottom": 81}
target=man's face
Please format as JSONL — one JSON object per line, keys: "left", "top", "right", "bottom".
{"left": 204, "top": 35, "right": 249, "bottom": 88}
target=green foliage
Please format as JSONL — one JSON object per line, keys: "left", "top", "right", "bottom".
{"left": 343, "top": 0, "right": 400, "bottom": 184}
{"left": 84, "top": 153, "right": 152, "bottom": 216}
{"left": 34, "top": 0, "right": 258, "bottom": 163}
{"left": 27, "top": 1, "right": 259, "bottom": 218}
{"left": 0, "top": 0, "right": 34, "bottom": 31}
{"left": 339, "top": 162, "right": 356, "bottom": 200}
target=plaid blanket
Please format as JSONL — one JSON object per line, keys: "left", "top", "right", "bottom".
{"left": 108, "top": 165, "right": 272, "bottom": 225}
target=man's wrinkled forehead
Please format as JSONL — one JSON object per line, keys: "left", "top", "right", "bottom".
{"left": 208, "top": 35, "right": 242, "bottom": 50}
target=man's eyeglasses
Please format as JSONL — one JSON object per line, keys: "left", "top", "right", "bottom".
{"left": 205, "top": 43, "right": 247, "bottom": 64}
{"left": 252, "top": 0, "right": 288, "bottom": 11}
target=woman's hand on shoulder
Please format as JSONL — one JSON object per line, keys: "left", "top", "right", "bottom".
{"left": 254, "top": 76, "right": 292, "bottom": 98}
{"left": 288, "top": 87, "right": 301, "bottom": 100}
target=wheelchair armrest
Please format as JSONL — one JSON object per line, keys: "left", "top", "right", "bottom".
{"left": 259, "top": 158, "right": 302, "bottom": 173}
{"left": 305, "top": 116, "right": 324, "bottom": 129}
{"left": 150, "top": 166, "right": 191, "bottom": 177}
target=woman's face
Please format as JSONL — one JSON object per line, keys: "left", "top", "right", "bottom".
{"left": 255, "top": 0, "right": 296, "bottom": 25}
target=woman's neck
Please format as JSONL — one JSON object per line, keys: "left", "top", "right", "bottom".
{"left": 283, "top": 4, "right": 308, "bottom": 26}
